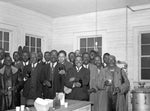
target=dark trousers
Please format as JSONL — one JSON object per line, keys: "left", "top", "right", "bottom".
{"left": 108, "top": 92, "right": 117, "bottom": 111}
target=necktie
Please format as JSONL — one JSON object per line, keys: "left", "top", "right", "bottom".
{"left": 84, "top": 65, "right": 88, "bottom": 69}
{"left": 77, "top": 68, "right": 80, "bottom": 72}
{"left": 32, "top": 64, "right": 35, "bottom": 70}
{"left": 51, "top": 63, "right": 54, "bottom": 73}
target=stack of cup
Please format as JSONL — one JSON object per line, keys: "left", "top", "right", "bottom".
{"left": 16, "top": 107, "right": 20, "bottom": 111}
{"left": 16, "top": 105, "right": 25, "bottom": 111}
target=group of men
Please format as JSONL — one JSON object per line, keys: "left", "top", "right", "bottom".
{"left": 0, "top": 48, "right": 130, "bottom": 111}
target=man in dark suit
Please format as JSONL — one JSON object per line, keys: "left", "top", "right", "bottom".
{"left": 54, "top": 50, "right": 73, "bottom": 93}
{"left": 37, "top": 51, "right": 44, "bottom": 64}
{"left": 65, "top": 56, "right": 90, "bottom": 101}
{"left": 42, "top": 50, "right": 58, "bottom": 99}
{"left": 44, "top": 51, "right": 51, "bottom": 64}
{"left": 22, "top": 52, "right": 43, "bottom": 106}
{"left": 22, "top": 51, "right": 30, "bottom": 67}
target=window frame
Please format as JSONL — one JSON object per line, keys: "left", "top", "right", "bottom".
{"left": 79, "top": 35, "right": 102, "bottom": 54}
{"left": 25, "top": 34, "right": 42, "bottom": 53}
{"left": 0, "top": 28, "right": 11, "bottom": 52}
{"left": 139, "top": 31, "right": 150, "bottom": 81}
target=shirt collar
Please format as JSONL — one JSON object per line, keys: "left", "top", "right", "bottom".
{"left": 83, "top": 64, "right": 89, "bottom": 69}
{"left": 23, "top": 61, "right": 29, "bottom": 66}
{"left": 76, "top": 66, "right": 82, "bottom": 72}
{"left": 45, "top": 61, "right": 51, "bottom": 64}
{"left": 51, "top": 62, "right": 57, "bottom": 68}
{"left": 38, "top": 60, "right": 43, "bottom": 63}
{"left": 32, "top": 63, "right": 37, "bottom": 68}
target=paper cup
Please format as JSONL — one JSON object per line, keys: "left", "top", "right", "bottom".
{"left": 64, "top": 102, "right": 68, "bottom": 108}
{"left": 20, "top": 105, "right": 25, "bottom": 111}
{"left": 16, "top": 106, "right": 20, "bottom": 111}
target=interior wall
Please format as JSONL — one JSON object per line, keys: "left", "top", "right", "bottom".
{"left": 0, "top": 1, "right": 53, "bottom": 56}
{"left": 52, "top": 5, "right": 150, "bottom": 110}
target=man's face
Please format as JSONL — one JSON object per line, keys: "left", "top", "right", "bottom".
{"left": 108, "top": 56, "right": 116, "bottom": 67}
{"left": 5, "top": 57, "right": 12, "bottom": 66}
{"left": 58, "top": 53, "right": 66, "bottom": 63}
{"left": 90, "top": 52, "right": 96, "bottom": 60}
{"left": 69, "top": 53, "right": 75, "bottom": 62}
{"left": 103, "top": 55, "right": 109, "bottom": 65}
{"left": 37, "top": 52, "right": 43, "bottom": 61}
{"left": 50, "top": 51, "right": 58, "bottom": 63}
{"left": 0, "top": 49, "right": 5, "bottom": 60}
{"left": 22, "top": 52, "right": 29, "bottom": 62}
{"left": 75, "top": 50, "right": 81, "bottom": 56}
{"left": 94, "top": 56, "right": 102, "bottom": 67}
{"left": 83, "top": 54, "right": 90, "bottom": 65}
{"left": 44, "top": 52, "right": 51, "bottom": 62}
{"left": 75, "top": 56, "right": 83, "bottom": 67}
{"left": 30, "top": 53, "right": 37, "bottom": 64}
{"left": 13, "top": 52, "right": 20, "bottom": 61}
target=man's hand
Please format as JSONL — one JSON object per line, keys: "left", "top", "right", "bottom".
{"left": 88, "top": 88, "right": 96, "bottom": 94}
{"left": 113, "top": 87, "right": 121, "bottom": 95}
{"left": 74, "top": 82, "right": 81, "bottom": 88}
{"left": 104, "top": 79, "right": 112, "bottom": 86}
{"left": 69, "top": 77, "right": 75, "bottom": 82}
{"left": 0, "top": 89, "right": 8, "bottom": 95}
{"left": 8, "top": 86, "right": 16, "bottom": 91}
{"left": 59, "top": 70, "right": 66, "bottom": 75}
{"left": 43, "top": 80, "right": 51, "bottom": 87}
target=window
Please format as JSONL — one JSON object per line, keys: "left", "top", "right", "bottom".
{"left": 140, "top": 33, "right": 150, "bottom": 80}
{"left": 80, "top": 36, "right": 102, "bottom": 55}
{"left": 25, "top": 34, "right": 42, "bottom": 53}
{"left": 0, "top": 29, "right": 10, "bottom": 52}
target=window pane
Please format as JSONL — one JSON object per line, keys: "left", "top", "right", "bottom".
{"left": 31, "top": 47, "right": 35, "bottom": 52}
{"left": 5, "top": 52, "right": 10, "bottom": 57}
{"left": 37, "top": 48, "right": 41, "bottom": 52}
{"left": 4, "top": 42, "right": 9, "bottom": 51}
{"left": 141, "top": 69, "right": 150, "bottom": 79}
{"left": 37, "top": 38, "right": 41, "bottom": 47}
{"left": 31, "top": 37, "right": 35, "bottom": 47}
{"left": 141, "top": 33, "right": 150, "bottom": 44}
{"left": 4, "top": 32, "right": 9, "bottom": 41}
{"left": 0, "top": 41, "right": 2, "bottom": 48}
{"left": 141, "top": 45, "right": 150, "bottom": 55}
{"left": 0, "top": 31, "right": 2, "bottom": 40}
{"left": 25, "top": 36, "right": 29, "bottom": 46}
{"left": 80, "top": 38, "right": 86, "bottom": 47}
{"left": 88, "top": 38, "right": 94, "bottom": 47}
{"left": 24, "top": 46, "right": 29, "bottom": 52}
{"left": 87, "top": 47, "right": 94, "bottom": 53}
{"left": 95, "top": 37, "right": 102, "bottom": 46}
{"left": 98, "top": 47, "right": 102, "bottom": 56}
{"left": 80, "top": 48, "right": 86, "bottom": 54}
{"left": 141, "top": 57, "right": 150, "bottom": 67}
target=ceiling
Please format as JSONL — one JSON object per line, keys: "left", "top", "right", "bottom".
{"left": 1, "top": 0, "right": 150, "bottom": 18}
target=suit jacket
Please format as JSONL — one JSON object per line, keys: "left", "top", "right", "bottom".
{"left": 65, "top": 66, "right": 90, "bottom": 101}
{"left": 22, "top": 63, "right": 43, "bottom": 99}
{"left": 63, "top": 60, "right": 73, "bottom": 71}
{"left": 41, "top": 62, "right": 57, "bottom": 99}
{"left": 54, "top": 63, "right": 66, "bottom": 93}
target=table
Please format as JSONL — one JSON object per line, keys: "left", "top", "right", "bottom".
{"left": 8, "top": 100, "right": 91, "bottom": 111}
